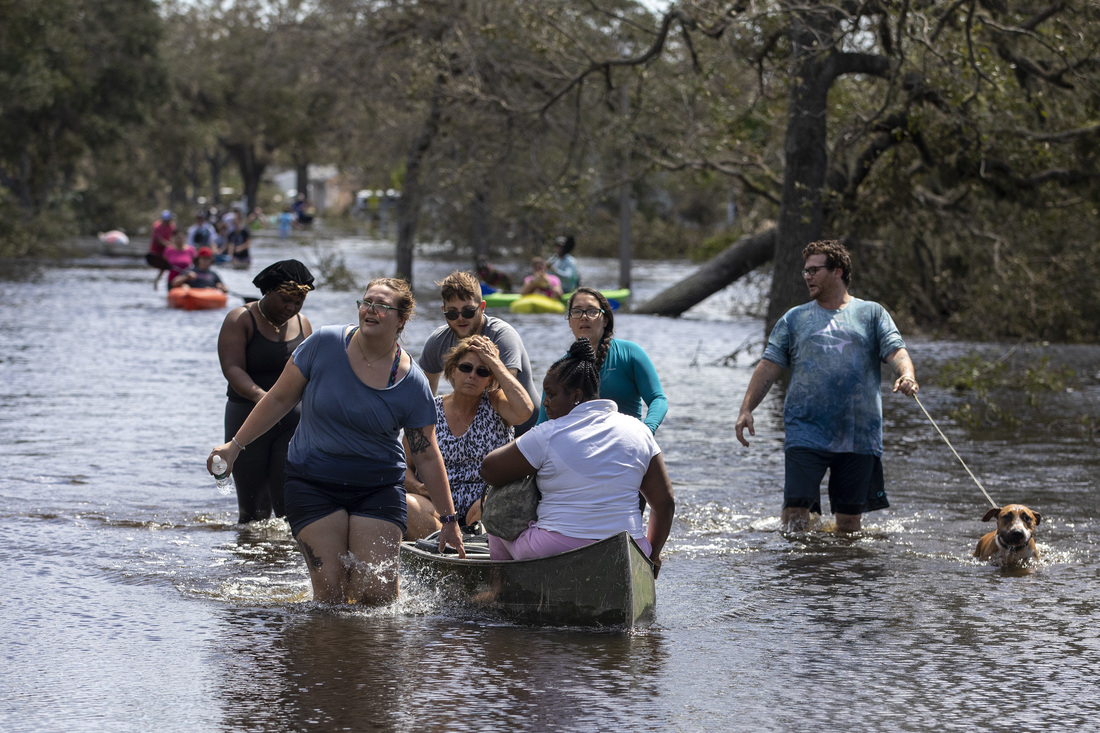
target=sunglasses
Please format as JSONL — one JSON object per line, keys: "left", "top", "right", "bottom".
{"left": 457, "top": 362, "right": 492, "bottom": 378}
{"left": 444, "top": 306, "right": 480, "bottom": 321}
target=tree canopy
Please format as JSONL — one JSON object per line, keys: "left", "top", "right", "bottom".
{"left": 3, "top": 0, "right": 1099, "bottom": 341}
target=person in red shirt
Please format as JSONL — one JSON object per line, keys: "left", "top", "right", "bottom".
{"left": 148, "top": 210, "right": 177, "bottom": 290}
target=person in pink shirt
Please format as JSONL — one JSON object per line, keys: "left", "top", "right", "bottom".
{"left": 518, "top": 256, "right": 563, "bottom": 299}
{"left": 162, "top": 231, "right": 196, "bottom": 289}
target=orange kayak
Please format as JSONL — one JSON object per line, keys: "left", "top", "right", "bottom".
{"left": 167, "top": 286, "right": 228, "bottom": 311}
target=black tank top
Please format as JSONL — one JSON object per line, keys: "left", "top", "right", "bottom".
{"left": 227, "top": 309, "right": 306, "bottom": 403}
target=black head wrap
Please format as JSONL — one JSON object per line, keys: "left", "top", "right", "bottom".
{"left": 252, "top": 259, "right": 315, "bottom": 294}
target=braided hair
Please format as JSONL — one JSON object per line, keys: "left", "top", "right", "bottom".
{"left": 546, "top": 337, "right": 601, "bottom": 403}
{"left": 566, "top": 287, "right": 614, "bottom": 371}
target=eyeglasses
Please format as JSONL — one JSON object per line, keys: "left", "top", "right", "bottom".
{"left": 444, "top": 306, "right": 480, "bottom": 321}
{"left": 801, "top": 265, "right": 832, "bottom": 278}
{"left": 357, "top": 300, "right": 398, "bottom": 314}
{"left": 457, "top": 363, "right": 492, "bottom": 378}
{"left": 568, "top": 307, "right": 604, "bottom": 320}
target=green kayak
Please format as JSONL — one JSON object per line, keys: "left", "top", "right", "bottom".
{"left": 482, "top": 287, "right": 631, "bottom": 309}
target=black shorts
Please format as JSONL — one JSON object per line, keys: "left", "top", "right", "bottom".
{"left": 783, "top": 447, "right": 889, "bottom": 516}
{"left": 283, "top": 475, "right": 407, "bottom": 536}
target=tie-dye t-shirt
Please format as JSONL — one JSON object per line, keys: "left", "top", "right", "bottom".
{"left": 762, "top": 297, "right": 905, "bottom": 457}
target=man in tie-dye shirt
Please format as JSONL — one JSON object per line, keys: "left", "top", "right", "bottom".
{"left": 735, "top": 240, "right": 920, "bottom": 532}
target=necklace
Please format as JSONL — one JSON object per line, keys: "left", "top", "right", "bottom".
{"left": 356, "top": 329, "right": 395, "bottom": 368}
{"left": 256, "top": 300, "right": 288, "bottom": 333}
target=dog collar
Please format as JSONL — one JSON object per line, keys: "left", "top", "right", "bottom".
{"left": 995, "top": 534, "right": 1029, "bottom": 553}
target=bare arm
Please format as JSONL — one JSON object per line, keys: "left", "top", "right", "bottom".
{"left": 468, "top": 336, "right": 533, "bottom": 426}
{"left": 480, "top": 441, "right": 536, "bottom": 487}
{"left": 406, "top": 425, "right": 465, "bottom": 557}
{"left": 735, "top": 359, "right": 783, "bottom": 447}
{"left": 886, "top": 347, "right": 919, "bottom": 396}
{"left": 425, "top": 370, "right": 441, "bottom": 395}
{"left": 639, "top": 454, "right": 675, "bottom": 578}
{"left": 217, "top": 306, "right": 265, "bottom": 402}
{"left": 401, "top": 434, "right": 430, "bottom": 497}
{"left": 208, "top": 359, "right": 306, "bottom": 474}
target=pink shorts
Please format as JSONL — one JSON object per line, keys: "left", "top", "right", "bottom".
{"left": 488, "top": 522, "right": 652, "bottom": 560}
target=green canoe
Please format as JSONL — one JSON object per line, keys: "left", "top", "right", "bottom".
{"left": 399, "top": 530, "right": 657, "bottom": 628}
{"left": 482, "top": 288, "right": 631, "bottom": 309}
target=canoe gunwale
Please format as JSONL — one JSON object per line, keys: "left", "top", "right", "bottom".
{"left": 399, "top": 531, "right": 656, "bottom": 628}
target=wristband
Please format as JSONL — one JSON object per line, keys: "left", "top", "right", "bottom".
{"left": 439, "top": 514, "right": 457, "bottom": 525}
{"left": 232, "top": 437, "right": 247, "bottom": 451}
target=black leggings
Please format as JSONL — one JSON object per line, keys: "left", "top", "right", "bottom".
{"left": 224, "top": 400, "right": 300, "bottom": 523}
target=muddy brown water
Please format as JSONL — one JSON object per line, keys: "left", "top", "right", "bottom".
{"left": 3, "top": 232, "right": 1098, "bottom": 731}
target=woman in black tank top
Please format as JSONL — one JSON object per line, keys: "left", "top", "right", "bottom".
{"left": 217, "top": 260, "right": 315, "bottom": 523}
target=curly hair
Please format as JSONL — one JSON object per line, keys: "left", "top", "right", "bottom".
{"left": 802, "top": 239, "right": 852, "bottom": 286}
{"left": 566, "top": 287, "right": 614, "bottom": 371}
{"left": 545, "top": 337, "right": 600, "bottom": 402}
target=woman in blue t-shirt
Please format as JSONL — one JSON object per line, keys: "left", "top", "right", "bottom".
{"left": 208, "top": 278, "right": 465, "bottom": 604}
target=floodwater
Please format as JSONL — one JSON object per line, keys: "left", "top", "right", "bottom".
{"left": 2, "top": 229, "right": 1099, "bottom": 732}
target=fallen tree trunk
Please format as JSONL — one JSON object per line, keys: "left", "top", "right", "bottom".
{"left": 633, "top": 229, "right": 776, "bottom": 316}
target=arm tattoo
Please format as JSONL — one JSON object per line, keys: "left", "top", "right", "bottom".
{"left": 406, "top": 427, "right": 431, "bottom": 454}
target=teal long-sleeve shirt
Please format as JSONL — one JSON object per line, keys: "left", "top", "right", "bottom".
{"left": 537, "top": 338, "right": 668, "bottom": 433}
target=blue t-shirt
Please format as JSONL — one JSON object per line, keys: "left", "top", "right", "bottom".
{"left": 537, "top": 338, "right": 668, "bottom": 434}
{"left": 287, "top": 325, "right": 436, "bottom": 486}
{"left": 763, "top": 297, "right": 905, "bottom": 456}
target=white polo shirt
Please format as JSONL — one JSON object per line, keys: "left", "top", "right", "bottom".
{"left": 516, "top": 399, "right": 659, "bottom": 539}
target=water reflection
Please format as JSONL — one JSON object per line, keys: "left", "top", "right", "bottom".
{"left": 211, "top": 608, "right": 667, "bottom": 732}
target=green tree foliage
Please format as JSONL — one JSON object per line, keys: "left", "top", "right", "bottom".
{"left": 630, "top": 1, "right": 1100, "bottom": 340}
{"left": 0, "top": 0, "right": 166, "bottom": 254}
{"left": 5, "top": 0, "right": 1099, "bottom": 343}
{"left": 156, "top": 0, "right": 342, "bottom": 214}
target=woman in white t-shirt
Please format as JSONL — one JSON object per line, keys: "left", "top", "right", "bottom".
{"left": 481, "top": 338, "right": 675, "bottom": 575}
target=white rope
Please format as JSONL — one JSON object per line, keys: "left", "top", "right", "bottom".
{"left": 913, "top": 393, "right": 998, "bottom": 509}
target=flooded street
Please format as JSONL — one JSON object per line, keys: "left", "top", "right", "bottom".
{"left": 2, "top": 230, "right": 1099, "bottom": 731}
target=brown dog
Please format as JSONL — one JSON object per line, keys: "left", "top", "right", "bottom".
{"left": 974, "top": 504, "right": 1041, "bottom": 565}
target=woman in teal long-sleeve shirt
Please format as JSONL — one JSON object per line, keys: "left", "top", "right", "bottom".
{"left": 536, "top": 287, "right": 668, "bottom": 433}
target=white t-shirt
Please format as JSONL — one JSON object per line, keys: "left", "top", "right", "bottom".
{"left": 516, "top": 399, "right": 659, "bottom": 539}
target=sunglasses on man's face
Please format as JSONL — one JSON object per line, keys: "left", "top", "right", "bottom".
{"left": 457, "top": 362, "right": 491, "bottom": 378}
{"left": 444, "top": 305, "right": 480, "bottom": 321}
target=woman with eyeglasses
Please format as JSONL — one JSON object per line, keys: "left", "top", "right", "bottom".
{"left": 481, "top": 338, "right": 675, "bottom": 573}
{"left": 536, "top": 287, "right": 668, "bottom": 434}
{"left": 208, "top": 277, "right": 465, "bottom": 605}
{"left": 403, "top": 336, "right": 533, "bottom": 539}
